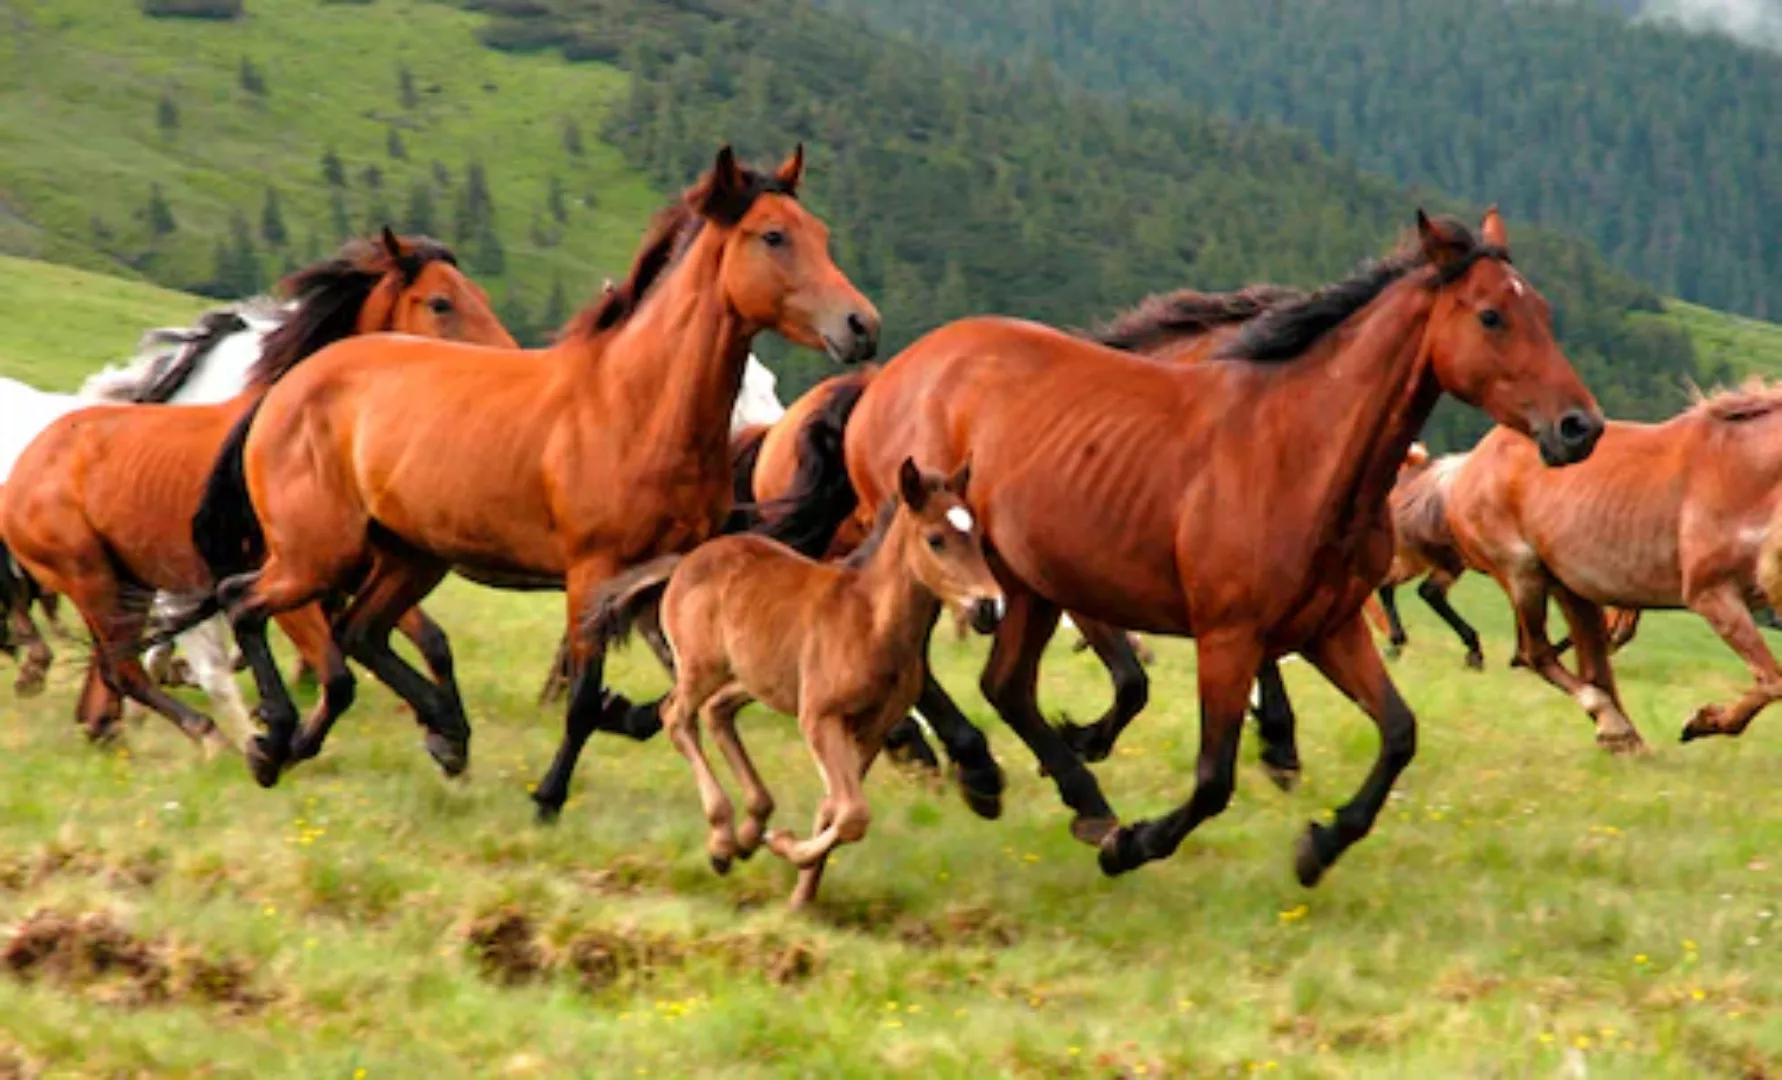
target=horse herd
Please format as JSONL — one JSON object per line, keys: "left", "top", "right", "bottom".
{"left": 2, "top": 145, "right": 1779, "bottom": 908}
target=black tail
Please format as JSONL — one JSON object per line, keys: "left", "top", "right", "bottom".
{"left": 754, "top": 371, "right": 870, "bottom": 558}
{"left": 193, "top": 398, "right": 266, "bottom": 583}
{"left": 587, "top": 555, "right": 683, "bottom": 649}
{"left": 719, "top": 424, "right": 771, "bottom": 535}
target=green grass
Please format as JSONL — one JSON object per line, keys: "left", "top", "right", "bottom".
{"left": 1650, "top": 298, "right": 1782, "bottom": 383}
{"left": 0, "top": 0, "right": 659, "bottom": 306}
{"left": 0, "top": 255, "right": 208, "bottom": 391}
{"left": 0, "top": 577, "right": 1778, "bottom": 1077}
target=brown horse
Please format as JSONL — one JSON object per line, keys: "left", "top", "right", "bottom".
{"left": 0, "top": 532, "right": 62, "bottom": 695}
{"left": 594, "top": 459, "right": 1002, "bottom": 907}
{"left": 1448, "top": 387, "right": 1782, "bottom": 748}
{"left": 1, "top": 232, "right": 512, "bottom": 766}
{"left": 774, "top": 210, "right": 1604, "bottom": 885}
{"left": 185, "top": 146, "right": 878, "bottom": 811}
{"left": 1371, "top": 446, "right": 1487, "bottom": 668}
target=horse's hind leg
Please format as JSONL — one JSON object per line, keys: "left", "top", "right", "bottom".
{"left": 75, "top": 653, "right": 124, "bottom": 743}
{"left": 6, "top": 605, "right": 51, "bottom": 697}
{"left": 1679, "top": 582, "right": 1782, "bottom": 742}
{"left": 701, "top": 685, "right": 775, "bottom": 858}
{"left": 331, "top": 553, "right": 465, "bottom": 778}
{"left": 178, "top": 611, "right": 255, "bottom": 745}
{"left": 88, "top": 600, "right": 229, "bottom": 756}
{"left": 980, "top": 589, "right": 1117, "bottom": 845}
{"left": 1099, "top": 627, "right": 1261, "bottom": 876}
{"left": 1418, "top": 571, "right": 1484, "bottom": 670}
{"left": 1290, "top": 613, "right": 1417, "bottom": 887}
{"left": 1606, "top": 606, "right": 1641, "bottom": 653}
{"left": 396, "top": 606, "right": 464, "bottom": 717}
{"left": 1500, "top": 569, "right": 1637, "bottom": 749}
{"left": 912, "top": 666, "right": 1003, "bottom": 818}
{"left": 1377, "top": 584, "right": 1408, "bottom": 658}
{"left": 662, "top": 679, "right": 743, "bottom": 874}
{"left": 1056, "top": 616, "right": 1149, "bottom": 763}
{"left": 1251, "top": 658, "right": 1301, "bottom": 791}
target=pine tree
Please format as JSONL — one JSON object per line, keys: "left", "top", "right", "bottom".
{"left": 386, "top": 127, "right": 407, "bottom": 161}
{"left": 431, "top": 160, "right": 451, "bottom": 188}
{"left": 398, "top": 63, "right": 419, "bottom": 110}
{"left": 259, "top": 186, "right": 288, "bottom": 247}
{"left": 562, "top": 119, "right": 584, "bottom": 157}
{"left": 321, "top": 147, "right": 346, "bottom": 188}
{"left": 145, "top": 184, "right": 177, "bottom": 237}
{"left": 548, "top": 175, "right": 568, "bottom": 225}
{"left": 209, "top": 210, "right": 261, "bottom": 297}
{"left": 238, "top": 55, "right": 267, "bottom": 97}
{"left": 403, "top": 182, "right": 437, "bottom": 236}
{"left": 542, "top": 275, "right": 570, "bottom": 334}
{"left": 359, "top": 163, "right": 384, "bottom": 191}
{"left": 156, "top": 93, "right": 179, "bottom": 136}
{"left": 469, "top": 220, "right": 505, "bottom": 277}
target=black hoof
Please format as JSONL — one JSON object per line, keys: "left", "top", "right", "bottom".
{"left": 710, "top": 853, "right": 733, "bottom": 876}
{"left": 1070, "top": 813, "right": 1119, "bottom": 847}
{"left": 1295, "top": 822, "right": 1336, "bottom": 888}
{"left": 1262, "top": 759, "right": 1302, "bottom": 793}
{"left": 1464, "top": 651, "right": 1485, "bottom": 672}
{"left": 532, "top": 794, "right": 563, "bottom": 825}
{"left": 425, "top": 731, "right": 469, "bottom": 778}
{"left": 1097, "top": 824, "right": 1145, "bottom": 877}
{"left": 245, "top": 736, "right": 284, "bottom": 790}
{"left": 953, "top": 762, "right": 1005, "bottom": 821}
{"left": 1679, "top": 725, "right": 1702, "bottom": 744}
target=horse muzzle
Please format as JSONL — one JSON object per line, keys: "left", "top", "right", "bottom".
{"left": 1535, "top": 408, "right": 1604, "bottom": 467}
{"left": 968, "top": 595, "right": 1006, "bottom": 634}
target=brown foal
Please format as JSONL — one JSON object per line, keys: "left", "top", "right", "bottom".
{"left": 594, "top": 459, "right": 1003, "bottom": 908}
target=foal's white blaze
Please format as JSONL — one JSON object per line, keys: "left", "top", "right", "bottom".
{"left": 1509, "top": 273, "right": 1527, "bottom": 297}
{"left": 946, "top": 507, "right": 975, "bottom": 533}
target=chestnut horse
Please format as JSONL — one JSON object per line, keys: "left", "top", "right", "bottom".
{"left": 1, "top": 232, "right": 512, "bottom": 764}
{"left": 593, "top": 459, "right": 1002, "bottom": 908}
{"left": 185, "top": 146, "right": 877, "bottom": 810}
{"left": 773, "top": 210, "right": 1604, "bottom": 885}
{"left": 1448, "top": 388, "right": 1782, "bottom": 748}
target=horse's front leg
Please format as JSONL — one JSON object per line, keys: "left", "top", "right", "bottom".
{"left": 1251, "top": 658, "right": 1301, "bottom": 791}
{"left": 1098, "top": 627, "right": 1261, "bottom": 875}
{"left": 1293, "top": 612, "right": 1417, "bottom": 887}
{"left": 1680, "top": 580, "right": 1782, "bottom": 742}
{"left": 1055, "top": 616, "right": 1149, "bottom": 763}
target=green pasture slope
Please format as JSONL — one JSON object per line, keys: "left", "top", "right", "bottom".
{"left": 0, "top": 0, "right": 658, "bottom": 313}
{"left": 1654, "top": 299, "right": 1782, "bottom": 383}
{"left": 0, "top": 255, "right": 207, "bottom": 391}
{"left": 0, "top": 263, "right": 1779, "bottom": 1078}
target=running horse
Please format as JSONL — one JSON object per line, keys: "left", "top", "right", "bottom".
{"left": 1, "top": 231, "right": 513, "bottom": 764}
{"left": 185, "top": 146, "right": 878, "bottom": 810}
{"left": 773, "top": 210, "right": 1603, "bottom": 885}
{"left": 1447, "top": 385, "right": 1782, "bottom": 749}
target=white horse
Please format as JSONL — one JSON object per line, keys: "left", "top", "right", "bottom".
{"left": 732, "top": 353, "right": 786, "bottom": 433}
{"left": 0, "top": 299, "right": 288, "bottom": 721}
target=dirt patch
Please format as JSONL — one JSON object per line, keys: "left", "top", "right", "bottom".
{"left": 0, "top": 910, "right": 263, "bottom": 1012}
{"left": 0, "top": 1046, "right": 40, "bottom": 1080}
{"left": 895, "top": 905, "right": 1021, "bottom": 950}
{"left": 465, "top": 908, "right": 548, "bottom": 986}
{"left": 465, "top": 906, "right": 822, "bottom": 992}
{"left": 0, "top": 845, "right": 164, "bottom": 893}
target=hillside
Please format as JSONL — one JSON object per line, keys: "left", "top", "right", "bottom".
{"left": 811, "top": 0, "right": 1782, "bottom": 321}
{"left": 0, "top": 0, "right": 659, "bottom": 342}
{"left": 0, "top": 255, "right": 207, "bottom": 391}
{"left": 1652, "top": 299, "right": 1782, "bottom": 382}
{"left": 462, "top": 0, "right": 1712, "bottom": 448}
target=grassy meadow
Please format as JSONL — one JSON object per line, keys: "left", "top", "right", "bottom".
{"left": 1, "top": 265, "right": 1780, "bottom": 1078}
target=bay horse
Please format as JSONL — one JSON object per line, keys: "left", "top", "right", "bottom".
{"left": 0, "top": 231, "right": 513, "bottom": 769}
{"left": 186, "top": 146, "right": 878, "bottom": 809}
{"left": 1447, "top": 387, "right": 1782, "bottom": 748}
{"left": 772, "top": 210, "right": 1604, "bottom": 885}
{"left": 594, "top": 458, "right": 1002, "bottom": 907}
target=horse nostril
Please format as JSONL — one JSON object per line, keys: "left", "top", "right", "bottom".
{"left": 1558, "top": 409, "right": 1599, "bottom": 447}
{"left": 847, "top": 312, "right": 868, "bottom": 338}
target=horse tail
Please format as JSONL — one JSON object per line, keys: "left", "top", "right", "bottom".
{"left": 754, "top": 370, "right": 873, "bottom": 558}
{"left": 720, "top": 424, "right": 771, "bottom": 534}
{"left": 587, "top": 555, "right": 684, "bottom": 650}
{"left": 193, "top": 397, "right": 265, "bottom": 584}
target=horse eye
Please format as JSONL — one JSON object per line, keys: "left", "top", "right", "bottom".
{"left": 927, "top": 534, "right": 945, "bottom": 552}
{"left": 1478, "top": 308, "right": 1503, "bottom": 330}
{"left": 762, "top": 230, "right": 787, "bottom": 249}
{"left": 426, "top": 296, "right": 454, "bottom": 315}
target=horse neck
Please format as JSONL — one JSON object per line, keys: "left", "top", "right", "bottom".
{"left": 854, "top": 514, "right": 945, "bottom": 648}
{"left": 563, "top": 231, "right": 750, "bottom": 467}
{"left": 1272, "top": 281, "right": 1445, "bottom": 553}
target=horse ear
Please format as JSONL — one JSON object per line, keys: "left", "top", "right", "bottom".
{"left": 946, "top": 455, "right": 972, "bottom": 497}
{"left": 1416, "top": 209, "right": 1470, "bottom": 271}
{"left": 775, "top": 143, "right": 805, "bottom": 195}
{"left": 710, "top": 145, "right": 744, "bottom": 201}
{"left": 898, "top": 457, "right": 928, "bottom": 511}
{"left": 1480, "top": 205, "right": 1510, "bottom": 253}
{"left": 380, "top": 225, "right": 402, "bottom": 260}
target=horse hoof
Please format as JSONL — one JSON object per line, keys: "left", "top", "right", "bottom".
{"left": 1263, "top": 760, "right": 1302, "bottom": 793}
{"left": 1598, "top": 731, "right": 1650, "bottom": 756}
{"left": 245, "top": 737, "right": 284, "bottom": 789}
{"left": 425, "top": 731, "right": 469, "bottom": 778}
{"left": 1070, "top": 814, "right": 1119, "bottom": 847}
{"left": 709, "top": 853, "right": 733, "bottom": 876}
{"left": 1097, "top": 825, "right": 1143, "bottom": 877}
{"left": 531, "top": 795, "right": 563, "bottom": 825}
{"left": 885, "top": 734, "right": 941, "bottom": 774}
{"left": 1384, "top": 644, "right": 1403, "bottom": 661}
{"left": 953, "top": 762, "right": 1005, "bottom": 821}
{"left": 14, "top": 676, "right": 46, "bottom": 699}
{"left": 1295, "top": 823, "right": 1334, "bottom": 888}
{"left": 1464, "top": 651, "right": 1485, "bottom": 672}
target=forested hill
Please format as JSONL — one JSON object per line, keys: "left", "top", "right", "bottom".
{"left": 809, "top": 0, "right": 1782, "bottom": 323}
{"left": 462, "top": 0, "right": 1706, "bottom": 448}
